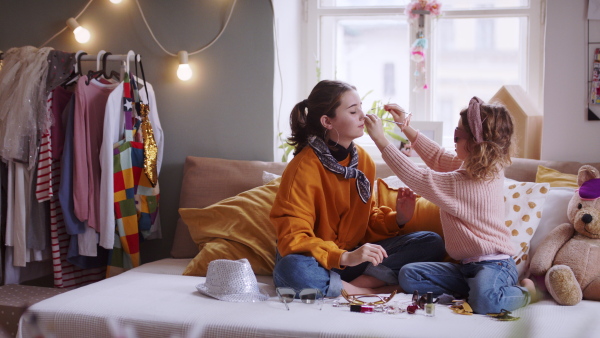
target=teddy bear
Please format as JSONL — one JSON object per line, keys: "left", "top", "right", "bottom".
{"left": 529, "top": 165, "right": 600, "bottom": 305}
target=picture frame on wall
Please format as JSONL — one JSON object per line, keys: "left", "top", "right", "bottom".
{"left": 395, "top": 121, "right": 443, "bottom": 163}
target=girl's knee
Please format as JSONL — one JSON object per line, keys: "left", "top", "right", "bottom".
{"left": 419, "top": 231, "right": 446, "bottom": 260}
{"left": 398, "top": 264, "right": 420, "bottom": 290}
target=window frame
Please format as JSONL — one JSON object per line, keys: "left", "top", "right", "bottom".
{"left": 302, "top": 0, "right": 546, "bottom": 118}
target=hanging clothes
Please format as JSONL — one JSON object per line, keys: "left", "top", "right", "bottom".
{"left": 51, "top": 90, "right": 106, "bottom": 287}
{"left": 72, "top": 76, "right": 119, "bottom": 245}
{"left": 0, "top": 46, "right": 53, "bottom": 169}
{"left": 99, "top": 74, "right": 163, "bottom": 250}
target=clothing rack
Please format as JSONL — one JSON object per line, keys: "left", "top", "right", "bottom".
{"left": 77, "top": 50, "right": 139, "bottom": 73}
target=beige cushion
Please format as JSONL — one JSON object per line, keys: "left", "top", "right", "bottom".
{"left": 171, "top": 156, "right": 287, "bottom": 258}
{"left": 172, "top": 157, "right": 397, "bottom": 259}
{"left": 505, "top": 158, "right": 600, "bottom": 182}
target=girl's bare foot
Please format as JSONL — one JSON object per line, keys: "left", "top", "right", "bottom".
{"left": 342, "top": 279, "right": 402, "bottom": 295}
{"left": 396, "top": 187, "right": 417, "bottom": 225}
{"left": 521, "top": 278, "right": 539, "bottom": 303}
{"left": 349, "top": 275, "right": 386, "bottom": 288}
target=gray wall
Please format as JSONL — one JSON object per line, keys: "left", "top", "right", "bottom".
{"left": 0, "top": 0, "right": 274, "bottom": 262}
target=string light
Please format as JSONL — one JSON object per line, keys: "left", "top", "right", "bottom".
{"left": 39, "top": 0, "right": 238, "bottom": 81}
{"left": 176, "top": 51, "right": 192, "bottom": 81}
{"left": 66, "top": 18, "right": 91, "bottom": 44}
{"left": 135, "top": 0, "right": 237, "bottom": 81}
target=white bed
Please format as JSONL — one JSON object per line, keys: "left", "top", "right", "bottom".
{"left": 18, "top": 156, "right": 600, "bottom": 338}
{"left": 18, "top": 258, "right": 600, "bottom": 338}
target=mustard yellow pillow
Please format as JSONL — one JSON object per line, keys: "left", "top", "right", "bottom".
{"left": 182, "top": 239, "right": 273, "bottom": 276}
{"left": 376, "top": 179, "right": 444, "bottom": 239}
{"left": 179, "top": 177, "right": 281, "bottom": 276}
{"left": 535, "top": 165, "right": 578, "bottom": 188}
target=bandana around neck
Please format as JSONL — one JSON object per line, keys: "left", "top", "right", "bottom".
{"left": 308, "top": 135, "right": 371, "bottom": 204}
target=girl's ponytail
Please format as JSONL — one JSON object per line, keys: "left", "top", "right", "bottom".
{"left": 288, "top": 100, "right": 310, "bottom": 154}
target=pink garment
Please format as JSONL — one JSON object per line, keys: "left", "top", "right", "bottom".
{"left": 72, "top": 77, "right": 118, "bottom": 230}
{"left": 380, "top": 133, "right": 515, "bottom": 261}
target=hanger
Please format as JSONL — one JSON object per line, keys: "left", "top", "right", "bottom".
{"left": 132, "top": 54, "right": 145, "bottom": 89}
{"left": 62, "top": 50, "right": 87, "bottom": 87}
{"left": 102, "top": 52, "right": 120, "bottom": 81}
{"left": 85, "top": 50, "right": 107, "bottom": 85}
{"left": 126, "top": 50, "right": 135, "bottom": 74}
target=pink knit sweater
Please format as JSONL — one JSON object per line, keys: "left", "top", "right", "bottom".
{"left": 381, "top": 133, "right": 515, "bottom": 261}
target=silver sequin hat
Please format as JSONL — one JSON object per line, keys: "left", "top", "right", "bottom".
{"left": 195, "top": 258, "right": 269, "bottom": 302}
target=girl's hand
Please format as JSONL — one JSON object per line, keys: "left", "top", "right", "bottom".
{"left": 340, "top": 243, "right": 388, "bottom": 267}
{"left": 383, "top": 103, "right": 410, "bottom": 126}
{"left": 364, "top": 114, "right": 391, "bottom": 151}
{"left": 384, "top": 103, "right": 417, "bottom": 142}
{"left": 395, "top": 187, "right": 417, "bottom": 226}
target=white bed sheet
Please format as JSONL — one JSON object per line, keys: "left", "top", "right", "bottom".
{"left": 18, "top": 258, "right": 600, "bottom": 338}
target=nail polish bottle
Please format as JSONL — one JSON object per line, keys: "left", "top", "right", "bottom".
{"left": 425, "top": 292, "right": 435, "bottom": 317}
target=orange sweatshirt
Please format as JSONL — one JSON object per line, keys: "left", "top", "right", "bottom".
{"left": 270, "top": 145, "right": 400, "bottom": 270}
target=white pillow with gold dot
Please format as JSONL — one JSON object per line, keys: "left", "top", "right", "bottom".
{"left": 503, "top": 179, "right": 550, "bottom": 280}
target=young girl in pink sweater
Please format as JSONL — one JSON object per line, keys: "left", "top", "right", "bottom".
{"left": 364, "top": 97, "right": 536, "bottom": 314}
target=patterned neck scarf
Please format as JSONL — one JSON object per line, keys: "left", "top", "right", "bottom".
{"left": 308, "top": 135, "right": 371, "bottom": 203}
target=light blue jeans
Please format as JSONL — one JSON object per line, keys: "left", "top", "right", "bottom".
{"left": 398, "top": 258, "right": 530, "bottom": 314}
{"left": 273, "top": 231, "right": 445, "bottom": 298}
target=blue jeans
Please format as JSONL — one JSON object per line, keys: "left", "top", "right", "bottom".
{"left": 398, "top": 259, "right": 530, "bottom": 314}
{"left": 273, "top": 231, "right": 445, "bottom": 298}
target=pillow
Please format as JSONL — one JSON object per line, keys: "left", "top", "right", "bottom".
{"left": 262, "top": 171, "right": 280, "bottom": 185}
{"left": 503, "top": 179, "right": 550, "bottom": 279}
{"left": 535, "top": 165, "right": 578, "bottom": 188}
{"left": 171, "top": 156, "right": 287, "bottom": 259}
{"left": 376, "top": 178, "right": 444, "bottom": 240}
{"left": 179, "top": 177, "right": 281, "bottom": 276}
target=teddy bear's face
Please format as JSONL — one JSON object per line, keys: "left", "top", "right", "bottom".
{"left": 567, "top": 196, "right": 600, "bottom": 239}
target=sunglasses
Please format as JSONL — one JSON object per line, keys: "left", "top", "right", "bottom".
{"left": 454, "top": 127, "right": 471, "bottom": 143}
{"left": 276, "top": 287, "right": 323, "bottom": 311}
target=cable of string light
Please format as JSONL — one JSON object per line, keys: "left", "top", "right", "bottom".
{"left": 38, "top": 0, "right": 238, "bottom": 57}
{"left": 39, "top": 0, "right": 95, "bottom": 48}
{"left": 134, "top": 0, "right": 238, "bottom": 57}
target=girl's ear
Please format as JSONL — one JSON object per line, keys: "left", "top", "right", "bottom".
{"left": 320, "top": 115, "right": 332, "bottom": 130}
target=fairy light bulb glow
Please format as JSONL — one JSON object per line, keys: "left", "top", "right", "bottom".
{"left": 177, "top": 51, "right": 192, "bottom": 81}
{"left": 66, "top": 18, "right": 90, "bottom": 44}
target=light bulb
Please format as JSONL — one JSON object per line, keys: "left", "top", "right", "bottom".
{"left": 110, "top": 0, "right": 123, "bottom": 3}
{"left": 177, "top": 51, "right": 192, "bottom": 81}
{"left": 73, "top": 26, "right": 91, "bottom": 43}
{"left": 66, "top": 18, "right": 91, "bottom": 44}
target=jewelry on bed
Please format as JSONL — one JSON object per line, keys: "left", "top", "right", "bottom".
{"left": 341, "top": 289, "right": 397, "bottom": 306}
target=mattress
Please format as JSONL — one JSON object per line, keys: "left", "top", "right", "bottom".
{"left": 18, "top": 258, "right": 600, "bottom": 338}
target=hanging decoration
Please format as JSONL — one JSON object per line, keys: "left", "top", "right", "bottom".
{"left": 405, "top": 0, "right": 443, "bottom": 91}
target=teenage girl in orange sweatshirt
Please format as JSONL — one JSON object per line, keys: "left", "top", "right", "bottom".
{"left": 270, "top": 80, "right": 446, "bottom": 298}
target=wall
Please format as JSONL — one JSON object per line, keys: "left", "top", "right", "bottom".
{"left": 0, "top": 0, "right": 274, "bottom": 262}
{"left": 543, "top": 0, "right": 600, "bottom": 161}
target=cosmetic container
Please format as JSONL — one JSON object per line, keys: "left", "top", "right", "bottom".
{"left": 425, "top": 292, "right": 435, "bottom": 317}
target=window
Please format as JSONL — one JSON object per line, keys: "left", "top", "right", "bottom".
{"left": 294, "top": 0, "right": 545, "bottom": 160}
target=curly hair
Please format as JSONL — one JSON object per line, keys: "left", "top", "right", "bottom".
{"left": 287, "top": 80, "right": 356, "bottom": 155}
{"left": 459, "top": 103, "right": 514, "bottom": 181}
